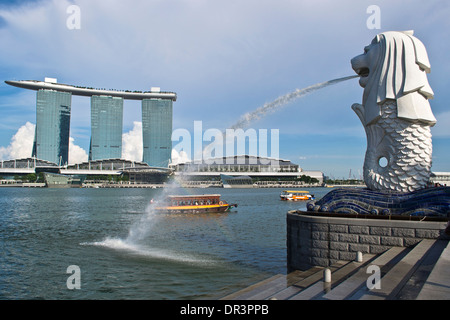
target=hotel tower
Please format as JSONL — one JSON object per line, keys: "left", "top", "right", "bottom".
{"left": 6, "top": 78, "right": 176, "bottom": 167}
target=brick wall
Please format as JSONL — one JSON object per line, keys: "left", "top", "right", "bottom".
{"left": 287, "top": 211, "right": 448, "bottom": 272}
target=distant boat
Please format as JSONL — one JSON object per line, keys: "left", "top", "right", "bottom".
{"left": 43, "top": 172, "right": 84, "bottom": 188}
{"left": 280, "top": 190, "right": 315, "bottom": 201}
{"left": 154, "top": 194, "right": 237, "bottom": 214}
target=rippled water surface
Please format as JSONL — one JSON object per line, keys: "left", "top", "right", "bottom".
{"left": 0, "top": 186, "right": 330, "bottom": 299}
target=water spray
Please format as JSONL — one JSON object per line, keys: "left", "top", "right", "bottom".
{"left": 230, "top": 75, "right": 359, "bottom": 130}
{"left": 202, "top": 75, "right": 358, "bottom": 159}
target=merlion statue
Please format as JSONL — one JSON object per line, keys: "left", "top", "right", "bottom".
{"left": 306, "top": 31, "right": 449, "bottom": 216}
{"left": 351, "top": 31, "right": 436, "bottom": 192}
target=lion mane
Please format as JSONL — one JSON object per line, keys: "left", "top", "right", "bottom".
{"left": 355, "top": 30, "right": 436, "bottom": 126}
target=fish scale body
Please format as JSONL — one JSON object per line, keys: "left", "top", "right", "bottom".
{"left": 363, "top": 101, "right": 432, "bottom": 192}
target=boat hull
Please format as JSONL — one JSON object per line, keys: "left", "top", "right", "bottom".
{"left": 280, "top": 196, "right": 313, "bottom": 201}
{"left": 155, "top": 204, "right": 236, "bottom": 214}
{"left": 280, "top": 190, "right": 314, "bottom": 201}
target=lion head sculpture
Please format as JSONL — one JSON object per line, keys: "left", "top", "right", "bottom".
{"left": 351, "top": 31, "right": 436, "bottom": 192}
{"left": 351, "top": 30, "right": 436, "bottom": 126}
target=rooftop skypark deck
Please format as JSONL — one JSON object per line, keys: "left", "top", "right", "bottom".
{"left": 5, "top": 80, "right": 177, "bottom": 101}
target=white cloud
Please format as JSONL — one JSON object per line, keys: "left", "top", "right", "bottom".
{"left": 0, "top": 122, "right": 89, "bottom": 164}
{"left": 121, "top": 121, "right": 143, "bottom": 162}
{"left": 171, "top": 149, "right": 191, "bottom": 165}
{"left": 0, "top": 122, "right": 35, "bottom": 160}
{"left": 68, "top": 137, "right": 88, "bottom": 164}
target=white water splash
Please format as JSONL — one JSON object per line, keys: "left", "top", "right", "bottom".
{"left": 124, "top": 180, "right": 186, "bottom": 243}
{"left": 82, "top": 182, "right": 217, "bottom": 265}
{"left": 125, "top": 201, "right": 161, "bottom": 244}
{"left": 85, "top": 237, "right": 214, "bottom": 265}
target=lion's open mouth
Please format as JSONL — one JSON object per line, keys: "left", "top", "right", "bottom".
{"left": 357, "top": 67, "right": 370, "bottom": 77}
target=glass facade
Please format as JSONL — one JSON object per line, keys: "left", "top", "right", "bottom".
{"left": 32, "top": 90, "right": 72, "bottom": 165}
{"left": 89, "top": 95, "right": 123, "bottom": 161}
{"left": 142, "top": 99, "right": 173, "bottom": 167}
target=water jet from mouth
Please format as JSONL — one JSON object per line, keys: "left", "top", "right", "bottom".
{"left": 202, "top": 75, "right": 358, "bottom": 159}
{"left": 230, "top": 75, "right": 359, "bottom": 130}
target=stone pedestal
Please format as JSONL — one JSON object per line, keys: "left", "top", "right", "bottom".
{"left": 287, "top": 211, "right": 449, "bottom": 272}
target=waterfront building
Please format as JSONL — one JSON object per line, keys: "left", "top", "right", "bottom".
{"left": 0, "top": 157, "right": 172, "bottom": 185}
{"left": 32, "top": 89, "right": 72, "bottom": 165}
{"left": 430, "top": 172, "right": 450, "bottom": 186}
{"left": 2, "top": 156, "right": 448, "bottom": 189}
{"left": 0, "top": 157, "right": 59, "bottom": 173}
{"left": 220, "top": 174, "right": 253, "bottom": 188}
{"left": 65, "top": 158, "right": 148, "bottom": 171}
{"left": 142, "top": 98, "right": 173, "bottom": 168}
{"left": 64, "top": 158, "right": 172, "bottom": 184}
{"left": 171, "top": 155, "right": 325, "bottom": 186}
{"left": 6, "top": 79, "right": 177, "bottom": 167}
{"left": 89, "top": 95, "right": 123, "bottom": 161}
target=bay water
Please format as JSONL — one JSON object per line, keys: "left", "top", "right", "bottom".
{"left": 0, "top": 186, "right": 331, "bottom": 300}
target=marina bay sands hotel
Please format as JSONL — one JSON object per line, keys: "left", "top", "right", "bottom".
{"left": 5, "top": 78, "right": 176, "bottom": 168}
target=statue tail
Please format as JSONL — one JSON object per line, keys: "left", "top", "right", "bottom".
{"left": 362, "top": 101, "right": 432, "bottom": 192}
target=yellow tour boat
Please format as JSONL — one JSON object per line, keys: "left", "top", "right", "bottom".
{"left": 154, "top": 194, "right": 237, "bottom": 214}
{"left": 280, "top": 190, "right": 315, "bottom": 201}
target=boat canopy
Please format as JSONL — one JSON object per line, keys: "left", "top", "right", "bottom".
{"left": 166, "top": 194, "right": 221, "bottom": 200}
{"left": 164, "top": 194, "right": 223, "bottom": 206}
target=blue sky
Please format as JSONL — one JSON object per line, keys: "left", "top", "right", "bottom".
{"left": 0, "top": 0, "right": 449, "bottom": 178}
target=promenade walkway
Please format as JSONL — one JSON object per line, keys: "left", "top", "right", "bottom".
{"left": 221, "top": 239, "right": 450, "bottom": 300}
